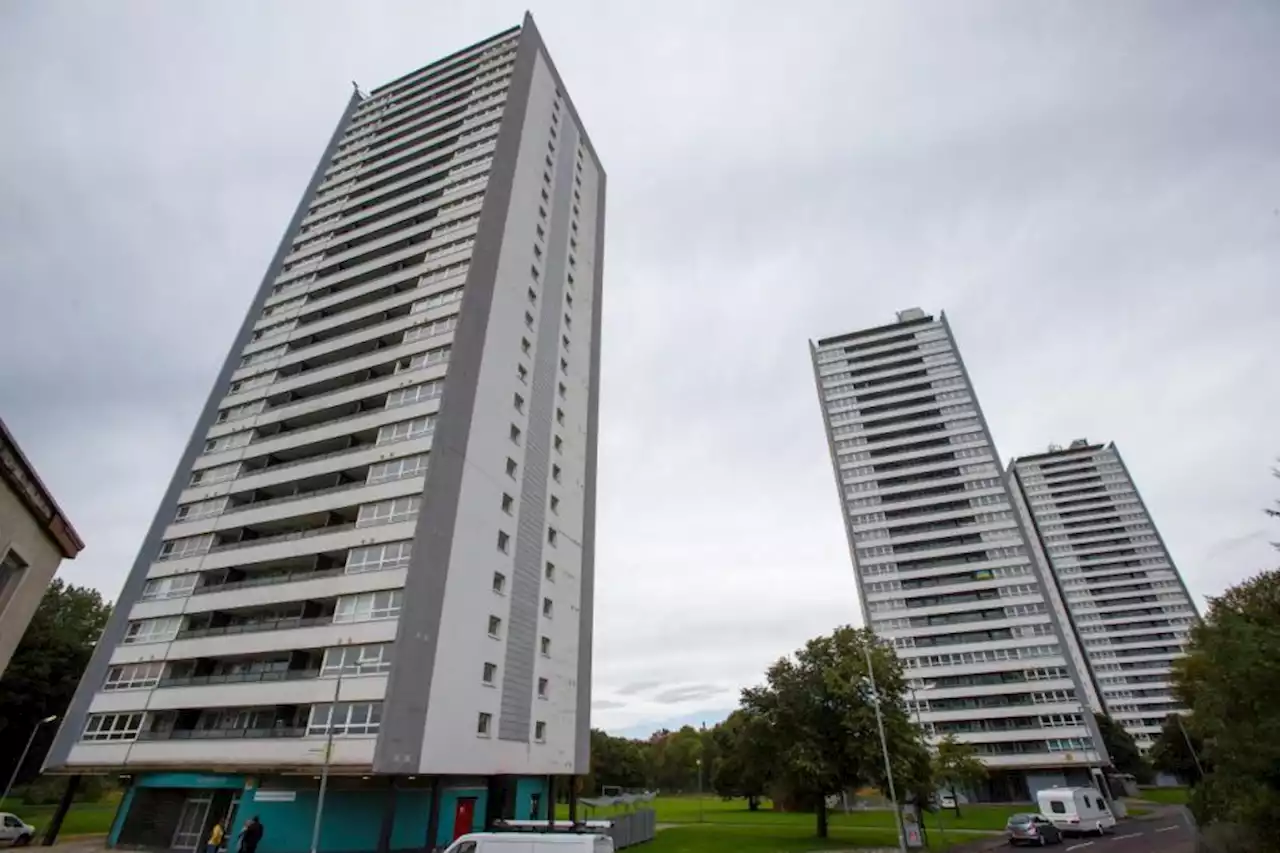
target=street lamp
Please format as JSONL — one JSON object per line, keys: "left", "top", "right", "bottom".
{"left": 695, "top": 758, "right": 703, "bottom": 823}
{"left": 1, "top": 715, "right": 59, "bottom": 809}
{"left": 862, "top": 645, "right": 906, "bottom": 853}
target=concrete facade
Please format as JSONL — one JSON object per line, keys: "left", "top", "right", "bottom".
{"left": 810, "top": 309, "right": 1108, "bottom": 798}
{"left": 1008, "top": 440, "right": 1196, "bottom": 752}
{"left": 0, "top": 418, "right": 84, "bottom": 677}
{"left": 44, "top": 15, "right": 602, "bottom": 851}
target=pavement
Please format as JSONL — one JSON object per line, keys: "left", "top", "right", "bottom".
{"left": 939, "top": 805, "right": 1194, "bottom": 853}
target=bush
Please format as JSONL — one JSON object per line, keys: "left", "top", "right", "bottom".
{"left": 21, "top": 775, "right": 112, "bottom": 806}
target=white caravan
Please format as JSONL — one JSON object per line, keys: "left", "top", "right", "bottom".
{"left": 1036, "top": 787, "right": 1117, "bottom": 835}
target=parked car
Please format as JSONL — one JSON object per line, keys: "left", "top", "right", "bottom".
{"left": 0, "top": 814, "right": 36, "bottom": 847}
{"left": 1005, "top": 813, "right": 1062, "bottom": 846}
{"left": 443, "top": 833, "right": 614, "bottom": 853}
{"left": 938, "top": 794, "right": 957, "bottom": 809}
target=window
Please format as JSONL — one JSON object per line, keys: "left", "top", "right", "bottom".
{"left": 536, "top": 225, "right": 545, "bottom": 240}
{"left": 174, "top": 497, "right": 225, "bottom": 522}
{"left": 346, "top": 541, "right": 413, "bottom": 573}
{"left": 534, "top": 243, "right": 544, "bottom": 259}
{"left": 552, "top": 464, "right": 562, "bottom": 482}
{"left": 517, "top": 364, "right": 528, "bottom": 383}
{"left": 140, "top": 574, "right": 197, "bottom": 601}
{"left": 545, "top": 562, "right": 556, "bottom": 581}
{"left": 558, "top": 382, "right": 566, "bottom": 398}
{"left": 1049, "top": 801, "right": 1066, "bottom": 814}
{"left": 506, "top": 458, "right": 518, "bottom": 478}
{"left": 538, "top": 206, "right": 547, "bottom": 221}
{"left": 333, "top": 590, "right": 403, "bottom": 623}
{"left": 83, "top": 713, "right": 144, "bottom": 742}
{"left": 104, "top": 662, "right": 164, "bottom": 691}
{"left": 556, "top": 408, "right": 565, "bottom": 425}
{"left": 534, "top": 721, "right": 546, "bottom": 741}
{"left": 492, "top": 571, "right": 508, "bottom": 594}
{"left": 483, "top": 662, "right": 497, "bottom": 684}
{"left": 562, "top": 334, "right": 570, "bottom": 351}
{"left": 307, "top": 702, "right": 382, "bottom": 736}
{"left": 510, "top": 424, "right": 522, "bottom": 445}
{"left": 386, "top": 381, "right": 444, "bottom": 408}
{"left": 158, "top": 533, "right": 214, "bottom": 561}
{"left": 497, "top": 531, "right": 510, "bottom": 553}
{"left": 521, "top": 337, "right": 531, "bottom": 355}
{"left": 357, "top": 496, "right": 421, "bottom": 527}
{"left": 540, "top": 636, "right": 551, "bottom": 655}
{"left": 560, "top": 357, "right": 568, "bottom": 374}
{"left": 124, "top": 616, "right": 182, "bottom": 644}
{"left": 554, "top": 435, "right": 563, "bottom": 453}
{"left": 377, "top": 416, "right": 435, "bottom": 444}
{"left": 321, "top": 643, "right": 393, "bottom": 676}
{"left": 367, "top": 454, "right": 428, "bottom": 484}
{"left": 525, "top": 311, "right": 535, "bottom": 328}
{"left": 550, "top": 495, "right": 560, "bottom": 514}
{"left": 478, "top": 712, "right": 492, "bottom": 736}
{"left": 488, "top": 616, "right": 502, "bottom": 637}
{"left": 514, "top": 392, "right": 525, "bottom": 412}
{"left": 538, "top": 677, "right": 548, "bottom": 697}
{"left": 204, "top": 431, "right": 252, "bottom": 454}
{"left": 543, "top": 598, "right": 553, "bottom": 617}
{"left": 528, "top": 286, "right": 538, "bottom": 303}
{"left": 191, "top": 462, "right": 240, "bottom": 486}
{"left": 547, "top": 528, "right": 558, "bottom": 546}
{"left": 220, "top": 399, "right": 266, "bottom": 422}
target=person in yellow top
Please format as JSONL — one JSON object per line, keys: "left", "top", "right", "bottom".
{"left": 206, "top": 821, "right": 225, "bottom": 853}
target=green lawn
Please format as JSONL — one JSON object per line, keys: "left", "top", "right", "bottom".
{"left": 560, "top": 795, "right": 1018, "bottom": 834}
{"left": 643, "top": 824, "right": 958, "bottom": 852}
{"left": 11, "top": 803, "right": 119, "bottom": 837}
{"left": 1136, "top": 786, "right": 1189, "bottom": 805}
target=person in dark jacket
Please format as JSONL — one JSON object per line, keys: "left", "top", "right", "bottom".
{"left": 238, "top": 817, "right": 264, "bottom": 853}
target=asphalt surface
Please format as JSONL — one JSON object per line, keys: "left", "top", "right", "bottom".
{"left": 1029, "top": 807, "right": 1196, "bottom": 853}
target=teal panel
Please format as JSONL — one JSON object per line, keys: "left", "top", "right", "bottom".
{"left": 390, "top": 789, "right": 430, "bottom": 850}
{"left": 514, "top": 778, "right": 548, "bottom": 820}
{"left": 434, "top": 787, "right": 487, "bottom": 847}
{"left": 108, "top": 785, "right": 136, "bottom": 845}
{"left": 137, "top": 772, "right": 246, "bottom": 789}
{"left": 248, "top": 789, "right": 382, "bottom": 853}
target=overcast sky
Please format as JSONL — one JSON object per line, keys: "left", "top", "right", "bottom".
{"left": 2, "top": 0, "right": 1278, "bottom": 738}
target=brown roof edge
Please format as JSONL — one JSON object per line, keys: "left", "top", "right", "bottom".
{"left": 0, "top": 417, "right": 85, "bottom": 559}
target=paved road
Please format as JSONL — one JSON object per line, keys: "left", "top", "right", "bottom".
{"left": 1056, "top": 807, "right": 1194, "bottom": 853}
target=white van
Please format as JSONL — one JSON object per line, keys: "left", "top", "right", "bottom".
{"left": 1036, "top": 787, "right": 1117, "bottom": 836}
{"left": 442, "top": 832, "right": 615, "bottom": 853}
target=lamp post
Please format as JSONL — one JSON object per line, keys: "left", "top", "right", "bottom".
{"left": 695, "top": 758, "right": 703, "bottom": 823}
{"left": 1, "top": 715, "right": 58, "bottom": 809}
{"left": 863, "top": 645, "right": 906, "bottom": 853}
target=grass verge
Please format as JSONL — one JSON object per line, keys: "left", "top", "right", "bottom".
{"left": 1135, "top": 786, "right": 1189, "bottom": 805}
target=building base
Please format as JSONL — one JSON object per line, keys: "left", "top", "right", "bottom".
{"left": 109, "top": 771, "right": 556, "bottom": 853}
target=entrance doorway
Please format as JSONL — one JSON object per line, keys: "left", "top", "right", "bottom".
{"left": 171, "top": 795, "right": 213, "bottom": 851}
{"left": 452, "top": 798, "right": 476, "bottom": 842}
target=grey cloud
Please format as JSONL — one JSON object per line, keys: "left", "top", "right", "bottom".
{"left": 2, "top": 0, "right": 1278, "bottom": 738}
{"left": 651, "top": 684, "right": 726, "bottom": 705}
{"left": 591, "top": 700, "right": 627, "bottom": 711}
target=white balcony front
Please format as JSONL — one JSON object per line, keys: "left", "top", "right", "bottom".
{"left": 88, "top": 673, "right": 388, "bottom": 714}
{"left": 109, "top": 616, "right": 399, "bottom": 665}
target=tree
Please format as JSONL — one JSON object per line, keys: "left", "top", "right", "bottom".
{"left": 646, "top": 726, "right": 703, "bottom": 792}
{"left": 0, "top": 580, "right": 111, "bottom": 787}
{"left": 710, "top": 710, "right": 771, "bottom": 810}
{"left": 1174, "top": 568, "right": 1280, "bottom": 848}
{"left": 1148, "top": 714, "right": 1204, "bottom": 784}
{"left": 1093, "top": 713, "right": 1153, "bottom": 783}
{"left": 740, "top": 626, "right": 930, "bottom": 838}
{"left": 586, "top": 729, "right": 647, "bottom": 794}
{"left": 931, "top": 735, "right": 986, "bottom": 817}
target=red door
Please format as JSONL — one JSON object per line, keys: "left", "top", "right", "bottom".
{"left": 451, "top": 798, "right": 477, "bottom": 842}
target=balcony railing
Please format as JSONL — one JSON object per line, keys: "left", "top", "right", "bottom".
{"left": 175, "top": 615, "right": 333, "bottom": 640}
{"left": 220, "top": 480, "right": 369, "bottom": 517}
{"left": 138, "top": 726, "right": 307, "bottom": 741}
{"left": 193, "top": 567, "right": 346, "bottom": 596}
{"left": 157, "top": 669, "right": 322, "bottom": 688}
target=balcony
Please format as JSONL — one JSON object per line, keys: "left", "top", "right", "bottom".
{"left": 175, "top": 614, "right": 335, "bottom": 641}
{"left": 139, "top": 705, "right": 310, "bottom": 741}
